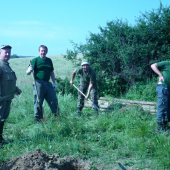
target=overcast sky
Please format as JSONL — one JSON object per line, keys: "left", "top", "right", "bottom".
{"left": 1, "top": 0, "right": 169, "bottom": 56}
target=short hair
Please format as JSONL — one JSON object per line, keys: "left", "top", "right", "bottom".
{"left": 39, "top": 45, "right": 48, "bottom": 52}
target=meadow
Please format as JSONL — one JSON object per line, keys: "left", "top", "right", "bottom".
{"left": 0, "top": 55, "right": 170, "bottom": 170}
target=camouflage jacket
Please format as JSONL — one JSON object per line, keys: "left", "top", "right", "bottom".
{"left": 0, "top": 59, "right": 18, "bottom": 99}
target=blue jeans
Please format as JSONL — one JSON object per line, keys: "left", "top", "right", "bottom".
{"left": 156, "top": 84, "right": 169, "bottom": 123}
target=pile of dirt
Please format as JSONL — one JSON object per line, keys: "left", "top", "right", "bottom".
{"left": 0, "top": 149, "right": 93, "bottom": 170}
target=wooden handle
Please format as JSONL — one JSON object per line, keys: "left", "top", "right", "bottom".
{"left": 72, "top": 84, "right": 102, "bottom": 113}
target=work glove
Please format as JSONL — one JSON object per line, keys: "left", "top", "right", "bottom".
{"left": 53, "top": 83, "right": 57, "bottom": 89}
{"left": 28, "top": 65, "right": 34, "bottom": 73}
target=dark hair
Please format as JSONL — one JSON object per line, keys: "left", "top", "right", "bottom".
{"left": 39, "top": 45, "right": 48, "bottom": 52}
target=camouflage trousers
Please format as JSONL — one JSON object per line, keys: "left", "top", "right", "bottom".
{"left": 77, "top": 84, "right": 98, "bottom": 111}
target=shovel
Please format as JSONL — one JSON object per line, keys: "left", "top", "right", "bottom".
{"left": 72, "top": 84, "right": 103, "bottom": 114}
{"left": 30, "top": 60, "right": 46, "bottom": 124}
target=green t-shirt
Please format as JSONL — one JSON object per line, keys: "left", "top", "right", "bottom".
{"left": 31, "top": 56, "right": 54, "bottom": 81}
{"left": 75, "top": 66, "right": 96, "bottom": 85}
{"left": 157, "top": 61, "right": 170, "bottom": 90}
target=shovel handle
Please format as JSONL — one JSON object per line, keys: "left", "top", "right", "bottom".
{"left": 72, "top": 84, "right": 102, "bottom": 113}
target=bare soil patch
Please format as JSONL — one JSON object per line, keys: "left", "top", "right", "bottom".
{"left": 0, "top": 149, "right": 93, "bottom": 170}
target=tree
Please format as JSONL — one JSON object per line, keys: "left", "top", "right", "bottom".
{"left": 10, "top": 54, "right": 19, "bottom": 58}
{"left": 64, "top": 3, "right": 170, "bottom": 96}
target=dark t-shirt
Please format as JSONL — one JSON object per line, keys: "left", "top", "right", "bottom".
{"left": 75, "top": 66, "right": 96, "bottom": 85}
{"left": 31, "top": 56, "right": 54, "bottom": 81}
{"left": 157, "top": 61, "right": 170, "bottom": 90}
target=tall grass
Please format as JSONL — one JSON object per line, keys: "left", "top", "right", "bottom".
{"left": 0, "top": 56, "right": 170, "bottom": 169}
{"left": 123, "top": 78, "right": 158, "bottom": 102}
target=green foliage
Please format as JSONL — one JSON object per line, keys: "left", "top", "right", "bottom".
{"left": 64, "top": 3, "right": 170, "bottom": 97}
{"left": 10, "top": 54, "right": 19, "bottom": 58}
{"left": 124, "top": 78, "right": 157, "bottom": 101}
{"left": 55, "top": 77, "right": 79, "bottom": 97}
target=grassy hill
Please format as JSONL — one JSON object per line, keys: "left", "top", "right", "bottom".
{"left": 0, "top": 55, "right": 170, "bottom": 169}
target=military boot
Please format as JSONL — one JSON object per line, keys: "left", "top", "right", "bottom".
{"left": 35, "top": 117, "right": 43, "bottom": 124}
{"left": 93, "top": 108, "right": 98, "bottom": 115}
{"left": 158, "top": 122, "right": 165, "bottom": 132}
{"left": 0, "top": 122, "right": 10, "bottom": 145}
{"left": 163, "top": 121, "right": 168, "bottom": 132}
{"left": 77, "top": 107, "right": 82, "bottom": 117}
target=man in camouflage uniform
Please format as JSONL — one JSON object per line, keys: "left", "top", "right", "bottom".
{"left": 0, "top": 45, "right": 22, "bottom": 148}
{"left": 70, "top": 59, "right": 98, "bottom": 116}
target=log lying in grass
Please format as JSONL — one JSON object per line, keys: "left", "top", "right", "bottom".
{"left": 99, "top": 97, "right": 156, "bottom": 106}
{"left": 84, "top": 97, "right": 157, "bottom": 114}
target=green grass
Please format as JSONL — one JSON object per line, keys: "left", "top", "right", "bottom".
{"left": 0, "top": 56, "right": 170, "bottom": 170}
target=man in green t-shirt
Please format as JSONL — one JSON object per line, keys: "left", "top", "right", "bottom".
{"left": 26, "top": 45, "right": 59, "bottom": 123}
{"left": 70, "top": 59, "right": 99, "bottom": 116}
{"left": 151, "top": 61, "right": 170, "bottom": 132}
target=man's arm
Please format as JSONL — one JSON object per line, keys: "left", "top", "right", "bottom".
{"left": 50, "top": 71, "right": 57, "bottom": 89}
{"left": 86, "top": 82, "right": 93, "bottom": 99}
{"left": 16, "top": 86, "right": 22, "bottom": 95}
{"left": 70, "top": 70, "right": 76, "bottom": 85}
{"left": 50, "top": 71, "right": 56, "bottom": 84}
{"left": 151, "top": 63, "right": 164, "bottom": 82}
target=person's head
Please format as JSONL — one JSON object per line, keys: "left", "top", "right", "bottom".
{"left": 38, "top": 45, "right": 48, "bottom": 58}
{"left": 81, "top": 59, "right": 90, "bottom": 72}
{"left": 0, "top": 45, "right": 12, "bottom": 62}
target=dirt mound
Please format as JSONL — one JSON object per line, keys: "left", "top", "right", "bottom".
{"left": 0, "top": 149, "right": 93, "bottom": 170}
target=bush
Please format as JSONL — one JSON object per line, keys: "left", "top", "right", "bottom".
{"left": 64, "top": 3, "right": 170, "bottom": 97}
{"left": 124, "top": 78, "right": 157, "bottom": 101}
{"left": 55, "top": 77, "right": 79, "bottom": 97}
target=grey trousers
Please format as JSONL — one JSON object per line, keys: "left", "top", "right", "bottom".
{"left": 33, "top": 80, "right": 58, "bottom": 119}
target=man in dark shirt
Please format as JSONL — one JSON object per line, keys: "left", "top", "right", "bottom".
{"left": 0, "top": 45, "right": 22, "bottom": 148}
{"left": 26, "top": 45, "right": 59, "bottom": 123}
{"left": 70, "top": 59, "right": 99, "bottom": 116}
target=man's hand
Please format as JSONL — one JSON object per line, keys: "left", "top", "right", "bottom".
{"left": 28, "top": 65, "right": 34, "bottom": 72}
{"left": 70, "top": 80, "right": 74, "bottom": 85}
{"left": 17, "top": 89, "right": 22, "bottom": 95}
{"left": 159, "top": 75, "right": 164, "bottom": 82}
{"left": 85, "top": 95, "right": 89, "bottom": 100}
{"left": 26, "top": 65, "right": 34, "bottom": 75}
{"left": 53, "top": 83, "right": 57, "bottom": 89}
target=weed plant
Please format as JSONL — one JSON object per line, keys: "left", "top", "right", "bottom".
{"left": 123, "top": 78, "right": 158, "bottom": 102}
{"left": 0, "top": 56, "right": 170, "bottom": 169}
